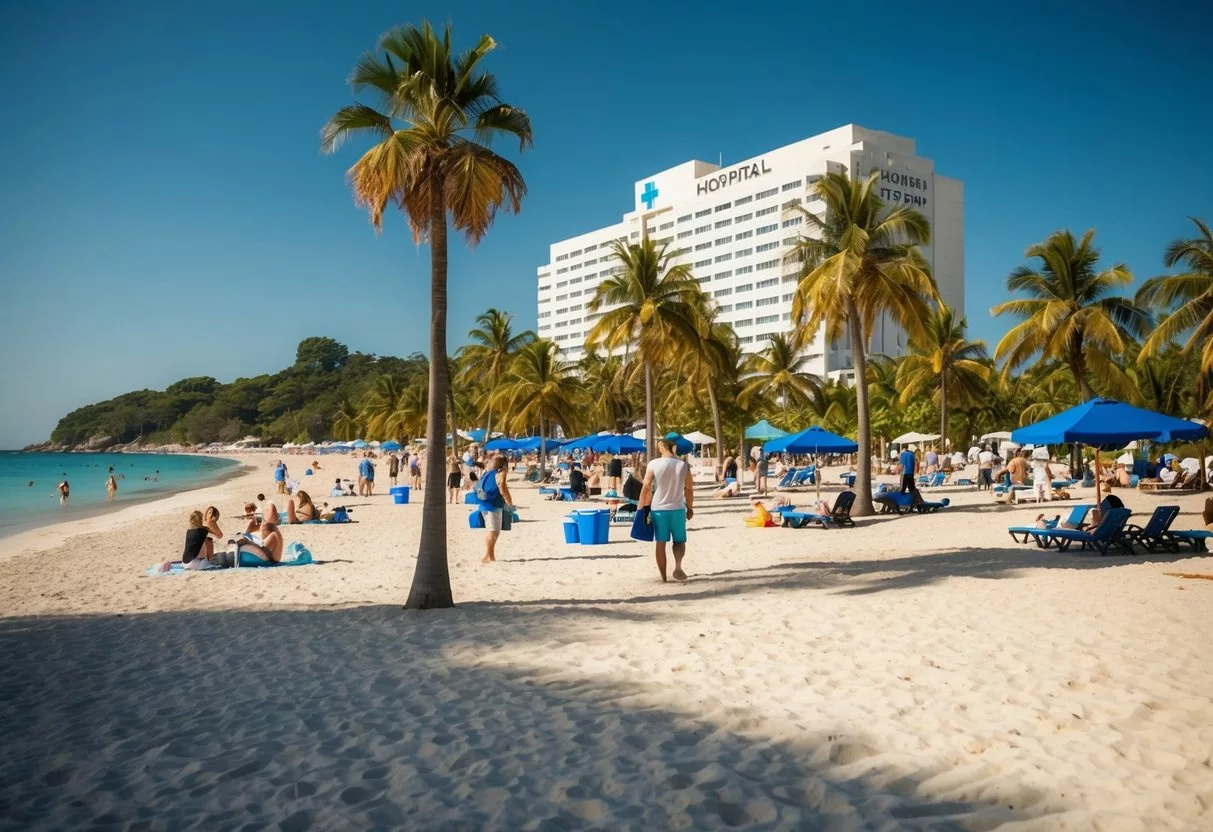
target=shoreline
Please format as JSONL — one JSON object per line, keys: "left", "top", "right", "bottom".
{"left": 0, "top": 455, "right": 257, "bottom": 557}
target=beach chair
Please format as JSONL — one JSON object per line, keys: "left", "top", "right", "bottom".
{"left": 840, "top": 472, "right": 856, "bottom": 487}
{"left": 1008, "top": 504, "right": 1094, "bottom": 544}
{"left": 781, "top": 491, "right": 857, "bottom": 529}
{"left": 791, "top": 468, "right": 814, "bottom": 486}
{"left": 924, "top": 471, "right": 946, "bottom": 488}
{"left": 775, "top": 468, "right": 798, "bottom": 488}
{"left": 1169, "top": 529, "right": 1213, "bottom": 552}
{"left": 1123, "top": 505, "right": 1181, "bottom": 552}
{"left": 1023, "top": 507, "right": 1134, "bottom": 555}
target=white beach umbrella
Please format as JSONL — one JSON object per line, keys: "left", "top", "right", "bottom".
{"left": 683, "top": 430, "right": 716, "bottom": 444}
{"left": 891, "top": 431, "right": 940, "bottom": 445}
{"left": 980, "top": 430, "right": 1013, "bottom": 442}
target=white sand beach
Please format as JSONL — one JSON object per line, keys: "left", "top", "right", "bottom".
{"left": 2, "top": 454, "right": 1211, "bottom": 829}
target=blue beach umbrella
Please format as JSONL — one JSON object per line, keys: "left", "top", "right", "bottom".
{"left": 1012, "top": 398, "right": 1207, "bottom": 505}
{"left": 484, "top": 437, "right": 521, "bottom": 451}
{"left": 764, "top": 426, "right": 858, "bottom": 498}
{"left": 380, "top": 440, "right": 401, "bottom": 452}
{"left": 561, "top": 434, "right": 600, "bottom": 451}
{"left": 351, "top": 439, "right": 368, "bottom": 449}
{"left": 589, "top": 434, "right": 645, "bottom": 454}
{"left": 663, "top": 432, "right": 695, "bottom": 455}
{"left": 764, "top": 425, "right": 857, "bottom": 455}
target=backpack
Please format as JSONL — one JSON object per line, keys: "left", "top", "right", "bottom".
{"left": 475, "top": 470, "right": 504, "bottom": 507}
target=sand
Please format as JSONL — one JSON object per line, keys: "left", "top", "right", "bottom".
{"left": 2, "top": 454, "right": 1212, "bottom": 829}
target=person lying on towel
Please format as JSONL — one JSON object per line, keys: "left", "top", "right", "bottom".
{"left": 238, "top": 521, "right": 284, "bottom": 563}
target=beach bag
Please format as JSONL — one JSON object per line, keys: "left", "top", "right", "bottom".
{"left": 501, "top": 510, "right": 512, "bottom": 532}
{"left": 1203, "top": 497, "right": 1213, "bottom": 526}
{"left": 630, "top": 506, "right": 654, "bottom": 542}
{"left": 468, "top": 510, "right": 485, "bottom": 529}
{"left": 283, "top": 542, "right": 313, "bottom": 565}
{"left": 331, "top": 507, "right": 350, "bottom": 523}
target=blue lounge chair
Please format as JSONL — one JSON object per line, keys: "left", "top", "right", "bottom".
{"left": 874, "top": 491, "right": 950, "bottom": 515}
{"left": 1022, "top": 507, "right": 1134, "bottom": 555}
{"left": 840, "top": 472, "right": 856, "bottom": 487}
{"left": 1170, "top": 530, "right": 1213, "bottom": 552}
{"left": 1123, "top": 505, "right": 1181, "bottom": 552}
{"left": 775, "top": 468, "right": 798, "bottom": 488}
{"left": 1008, "top": 504, "right": 1094, "bottom": 544}
{"left": 782, "top": 491, "right": 856, "bottom": 529}
{"left": 924, "top": 471, "right": 946, "bottom": 488}
{"left": 792, "top": 468, "right": 814, "bottom": 486}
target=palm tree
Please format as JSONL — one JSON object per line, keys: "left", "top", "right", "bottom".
{"left": 494, "top": 340, "right": 581, "bottom": 476}
{"left": 322, "top": 21, "right": 531, "bottom": 610}
{"left": 360, "top": 375, "right": 406, "bottom": 440}
{"left": 331, "top": 398, "right": 361, "bottom": 441}
{"left": 895, "top": 304, "right": 990, "bottom": 451}
{"left": 1136, "top": 217, "right": 1213, "bottom": 373}
{"left": 578, "top": 353, "right": 636, "bottom": 433}
{"left": 689, "top": 305, "right": 740, "bottom": 476}
{"left": 786, "top": 170, "right": 937, "bottom": 516}
{"left": 585, "top": 238, "right": 704, "bottom": 458}
{"left": 459, "top": 308, "right": 535, "bottom": 442}
{"left": 992, "top": 229, "right": 1150, "bottom": 401}
{"left": 1018, "top": 367, "right": 1080, "bottom": 424}
{"left": 739, "top": 333, "right": 825, "bottom": 426}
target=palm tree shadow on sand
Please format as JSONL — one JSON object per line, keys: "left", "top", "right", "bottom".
{"left": 0, "top": 603, "right": 1067, "bottom": 829}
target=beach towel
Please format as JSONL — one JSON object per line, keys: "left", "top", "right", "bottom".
{"left": 630, "top": 507, "right": 654, "bottom": 541}
{"left": 146, "top": 542, "right": 314, "bottom": 575}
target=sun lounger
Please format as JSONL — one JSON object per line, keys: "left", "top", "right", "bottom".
{"left": 775, "top": 468, "right": 798, "bottom": 488}
{"left": 1169, "top": 530, "right": 1213, "bottom": 552}
{"left": 1021, "top": 507, "right": 1134, "bottom": 555}
{"left": 791, "top": 468, "right": 814, "bottom": 486}
{"left": 781, "top": 492, "right": 856, "bottom": 529}
{"left": 874, "top": 492, "right": 949, "bottom": 514}
{"left": 1008, "top": 504, "right": 1095, "bottom": 545}
{"left": 840, "top": 472, "right": 856, "bottom": 487}
{"left": 1123, "top": 505, "right": 1182, "bottom": 552}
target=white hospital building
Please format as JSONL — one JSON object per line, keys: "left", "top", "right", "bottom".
{"left": 535, "top": 124, "right": 964, "bottom": 380}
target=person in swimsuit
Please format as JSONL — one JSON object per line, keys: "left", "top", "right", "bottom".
{"left": 57, "top": 480, "right": 70, "bottom": 505}
{"left": 287, "top": 490, "right": 317, "bottom": 523}
{"left": 606, "top": 454, "right": 623, "bottom": 495}
{"left": 106, "top": 474, "right": 118, "bottom": 501}
{"left": 410, "top": 454, "right": 422, "bottom": 489}
{"left": 447, "top": 454, "right": 462, "bottom": 503}
{"left": 182, "top": 509, "right": 231, "bottom": 567}
{"left": 238, "top": 521, "right": 284, "bottom": 563}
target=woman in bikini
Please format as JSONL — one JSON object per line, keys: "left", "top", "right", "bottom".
{"left": 287, "top": 490, "right": 317, "bottom": 523}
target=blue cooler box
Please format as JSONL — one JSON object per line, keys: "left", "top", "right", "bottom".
{"left": 562, "top": 516, "right": 579, "bottom": 544}
{"left": 575, "top": 509, "right": 610, "bottom": 545}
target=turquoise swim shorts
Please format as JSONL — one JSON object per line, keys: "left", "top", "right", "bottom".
{"left": 650, "top": 508, "right": 688, "bottom": 544}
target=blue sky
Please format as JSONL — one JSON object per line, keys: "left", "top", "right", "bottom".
{"left": 0, "top": 0, "right": 1209, "bottom": 448}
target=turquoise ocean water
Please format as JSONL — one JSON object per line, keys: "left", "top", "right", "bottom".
{"left": 0, "top": 452, "right": 242, "bottom": 537}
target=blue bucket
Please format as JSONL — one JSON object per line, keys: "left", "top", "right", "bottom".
{"left": 562, "top": 517, "right": 579, "bottom": 544}
{"left": 390, "top": 486, "right": 410, "bottom": 504}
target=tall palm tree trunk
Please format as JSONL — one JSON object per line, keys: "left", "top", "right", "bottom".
{"left": 447, "top": 369, "right": 459, "bottom": 458}
{"left": 406, "top": 181, "right": 455, "bottom": 610}
{"left": 539, "top": 413, "right": 547, "bottom": 479}
{"left": 939, "top": 372, "right": 948, "bottom": 452}
{"left": 644, "top": 358, "right": 656, "bottom": 459}
{"left": 846, "top": 298, "right": 876, "bottom": 517}
{"left": 708, "top": 384, "right": 724, "bottom": 479}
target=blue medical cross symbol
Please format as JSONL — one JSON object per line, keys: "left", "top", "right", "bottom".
{"left": 640, "top": 181, "right": 659, "bottom": 210}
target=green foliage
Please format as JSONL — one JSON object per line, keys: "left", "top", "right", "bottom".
{"left": 48, "top": 338, "right": 425, "bottom": 447}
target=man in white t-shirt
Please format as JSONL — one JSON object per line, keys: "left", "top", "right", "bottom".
{"left": 640, "top": 439, "right": 694, "bottom": 582}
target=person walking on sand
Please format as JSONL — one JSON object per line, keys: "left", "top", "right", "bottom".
{"left": 898, "top": 446, "right": 918, "bottom": 493}
{"left": 447, "top": 453, "right": 462, "bottom": 504}
{"left": 358, "top": 455, "right": 375, "bottom": 497}
{"left": 105, "top": 474, "right": 117, "bottom": 501}
{"left": 387, "top": 452, "right": 400, "bottom": 487}
{"left": 274, "top": 460, "right": 287, "bottom": 495}
{"left": 640, "top": 438, "right": 694, "bottom": 582}
{"left": 477, "top": 455, "right": 514, "bottom": 564}
{"left": 756, "top": 453, "right": 769, "bottom": 495}
{"left": 410, "top": 453, "right": 422, "bottom": 490}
